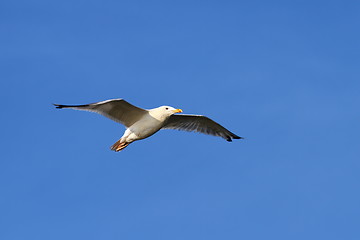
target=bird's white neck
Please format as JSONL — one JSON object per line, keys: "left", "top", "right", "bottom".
{"left": 148, "top": 108, "right": 171, "bottom": 122}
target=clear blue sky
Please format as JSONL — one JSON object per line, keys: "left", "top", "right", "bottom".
{"left": 1, "top": 0, "right": 359, "bottom": 239}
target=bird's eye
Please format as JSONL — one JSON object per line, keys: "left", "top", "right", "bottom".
{"left": 165, "top": 107, "right": 169, "bottom": 110}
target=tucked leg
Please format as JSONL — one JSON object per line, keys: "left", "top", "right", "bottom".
{"left": 110, "top": 139, "right": 131, "bottom": 152}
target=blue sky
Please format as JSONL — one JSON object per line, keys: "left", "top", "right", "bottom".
{"left": 1, "top": 0, "right": 360, "bottom": 239}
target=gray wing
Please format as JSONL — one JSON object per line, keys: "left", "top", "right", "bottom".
{"left": 162, "top": 114, "right": 242, "bottom": 142}
{"left": 54, "top": 99, "right": 147, "bottom": 127}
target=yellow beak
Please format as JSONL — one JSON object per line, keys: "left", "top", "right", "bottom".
{"left": 173, "top": 109, "right": 183, "bottom": 113}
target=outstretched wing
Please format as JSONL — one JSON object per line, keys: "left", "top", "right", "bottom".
{"left": 54, "top": 99, "right": 147, "bottom": 127}
{"left": 162, "top": 114, "right": 242, "bottom": 142}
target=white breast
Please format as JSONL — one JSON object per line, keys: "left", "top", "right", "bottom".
{"left": 125, "top": 114, "right": 164, "bottom": 141}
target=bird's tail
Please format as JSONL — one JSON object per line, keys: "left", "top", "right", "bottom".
{"left": 110, "top": 139, "right": 131, "bottom": 152}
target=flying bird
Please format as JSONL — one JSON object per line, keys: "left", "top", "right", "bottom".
{"left": 54, "top": 99, "right": 242, "bottom": 151}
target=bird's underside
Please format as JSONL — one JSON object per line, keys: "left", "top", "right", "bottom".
{"left": 54, "top": 98, "right": 243, "bottom": 152}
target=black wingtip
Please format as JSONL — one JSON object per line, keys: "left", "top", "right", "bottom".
{"left": 233, "top": 136, "right": 244, "bottom": 140}
{"left": 226, "top": 134, "right": 244, "bottom": 142}
{"left": 53, "top": 104, "right": 64, "bottom": 109}
{"left": 231, "top": 133, "right": 244, "bottom": 140}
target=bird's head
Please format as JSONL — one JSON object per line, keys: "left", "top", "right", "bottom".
{"left": 149, "top": 106, "right": 183, "bottom": 120}
{"left": 160, "top": 106, "right": 183, "bottom": 116}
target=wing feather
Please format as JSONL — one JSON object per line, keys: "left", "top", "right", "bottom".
{"left": 54, "top": 99, "right": 147, "bottom": 127}
{"left": 162, "top": 114, "right": 242, "bottom": 141}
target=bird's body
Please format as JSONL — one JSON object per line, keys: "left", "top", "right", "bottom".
{"left": 121, "top": 110, "right": 164, "bottom": 142}
{"left": 54, "top": 99, "right": 242, "bottom": 151}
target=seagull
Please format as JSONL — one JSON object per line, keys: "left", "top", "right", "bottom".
{"left": 54, "top": 99, "right": 242, "bottom": 151}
